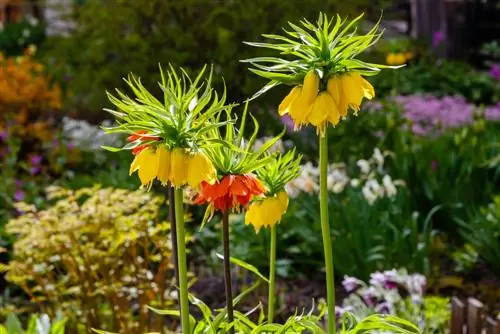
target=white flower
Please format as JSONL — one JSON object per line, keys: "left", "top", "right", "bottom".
{"left": 366, "top": 179, "right": 384, "bottom": 196}
{"left": 372, "top": 148, "right": 384, "bottom": 168}
{"left": 350, "top": 178, "right": 360, "bottom": 188}
{"left": 356, "top": 159, "right": 371, "bottom": 174}
{"left": 36, "top": 314, "right": 51, "bottom": 334}
{"left": 362, "top": 184, "right": 377, "bottom": 205}
{"left": 22, "top": 29, "right": 31, "bottom": 38}
{"left": 382, "top": 175, "right": 397, "bottom": 197}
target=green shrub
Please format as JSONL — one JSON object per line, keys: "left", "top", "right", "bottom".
{"left": 370, "top": 61, "right": 499, "bottom": 105}
{"left": 3, "top": 186, "right": 183, "bottom": 333}
{"left": 457, "top": 195, "right": 500, "bottom": 275}
{"left": 0, "top": 19, "right": 45, "bottom": 56}
{"left": 41, "top": 0, "right": 390, "bottom": 114}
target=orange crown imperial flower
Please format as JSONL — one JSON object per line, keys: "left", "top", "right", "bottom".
{"left": 127, "top": 130, "right": 161, "bottom": 155}
{"left": 195, "top": 173, "right": 266, "bottom": 212}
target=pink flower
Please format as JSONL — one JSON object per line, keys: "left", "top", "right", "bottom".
{"left": 431, "top": 160, "right": 438, "bottom": 172}
{"left": 433, "top": 31, "right": 446, "bottom": 48}
{"left": 489, "top": 64, "right": 500, "bottom": 81}
{"left": 14, "top": 190, "right": 25, "bottom": 202}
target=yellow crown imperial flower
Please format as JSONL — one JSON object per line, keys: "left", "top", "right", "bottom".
{"left": 245, "top": 191, "right": 289, "bottom": 233}
{"left": 129, "top": 146, "right": 216, "bottom": 189}
{"left": 169, "top": 148, "right": 189, "bottom": 187}
{"left": 328, "top": 73, "right": 375, "bottom": 117}
{"left": 186, "top": 151, "right": 217, "bottom": 189}
{"left": 307, "top": 91, "right": 339, "bottom": 134}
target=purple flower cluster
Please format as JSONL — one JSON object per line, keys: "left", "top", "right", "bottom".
{"left": 14, "top": 180, "right": 24, "bottom": 202}
{"left": 338, "top": 269, "right": 427, "bottom": 323}
{"left": 490, "top": 64, "right": 500, "bottom": 81}
{"left": 30, "top": 154, "right": 43, "bottom": 176}
{"left": 393, "top": 95, "right": 500, "bottom": 135}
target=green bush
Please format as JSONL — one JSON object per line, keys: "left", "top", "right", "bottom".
{"left": 41, "top": 0, "right": 389, "bottom": 115}
{"left": 0, "top": 19, "right": 45, "bottom": 56}
{"left": 458, "top": 195, "right": 500, "bottom": 275}
{"left": 3, "top": 186, "right": 182, "bottom": 333}
{"left": 370, "top": 60, "right": 500, "bottom": 105}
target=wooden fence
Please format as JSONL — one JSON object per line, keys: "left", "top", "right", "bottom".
{"left": 451, "top": 297, "right": 500, "bottom": 334}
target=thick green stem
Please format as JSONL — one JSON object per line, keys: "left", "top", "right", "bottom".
{"left": 174, "top": 188, "right": 190, "bottom": 334}
{"left": 222, "top": 211, "right": 234, "bottom": 334}
{"left": 268, "top": 224, "right": 277, "bottom": 323}
{"left": 168, "top": 185, "right": 179, "bottom": 288}
{"left": 319, "top": 129, "right": 336, "bottom": 333}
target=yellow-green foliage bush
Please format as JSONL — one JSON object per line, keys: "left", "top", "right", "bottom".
{"left": 3, "top": 186, "right": 180, "bottom": 333}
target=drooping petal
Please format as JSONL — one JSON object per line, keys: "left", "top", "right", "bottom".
{"left": 278, "top": 86, "right": 301, "bottom": 116}
{"left": 360, "top": 77, "right": 375, "bottom": 100}
{"left": 302, "top": 70, "right": 319, "bottom": 104}
{"left": 169, "top": 148, "right": 188, "bottom": 187}
{"left": 339, "top": 73, "right": 364, "bottom": 115}
{"left": 327, "top": 76, "right": 348, "bottom": 117}
{"left": 307, "top": 92, "right": 329, "bottom": 127}
{"left": 187, "top": 152, "right": 216, "bottom": 189}
{"left": 137, "top": 148, "right": 159, "bottom": 187}
{"left": 230, "top": 175, "right": 249, "bottom": 196}
{"left": 157, "top": 146, "right": 171, "bottom": 185}
{"left": 287, "top": 95, "right": 312, "bottom": 127}
{"left": 244, "top": 192, "right": 289, "bottom": 233}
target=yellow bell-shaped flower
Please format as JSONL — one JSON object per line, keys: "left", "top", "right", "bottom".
{"left": 302, "top": 70, "right": 319, "bottom": 105}
{"left": 129, "top": 147, "right": 159, "bottom": 188}
{"left": 245, "top": 191, "right": 289, "bottom": 233}
{"left": 170, "top": 148, "right": 189, "bottom": 187}
{"left": 186, "top": 152, "right": 217, "bottom": 189}
{"left": 307, "top": 91, "right": 339, "bottom": 134}
{"left": 156, "top": 146, "right": 171, "bottom": 185}
{"left": 327, "top": 76, "right": 348, "bottom": 117}
{"left": 278, "top": 86, "right": 301, "bottom": 116}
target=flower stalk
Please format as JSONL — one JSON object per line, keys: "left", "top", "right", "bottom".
{"left": 268, "top": 224, "right": 277, "bottom": 323}
{"left": 320, "top": 128, "right": 336, "bottom": 333}
{"left": 174, "top": 187, "right": 190, "bottom": 334}
{"left": 222, "top": 211, "right": 234, "bottom": 334}
{"left": 168, "top": 185, "right": 180, "bottom": 288}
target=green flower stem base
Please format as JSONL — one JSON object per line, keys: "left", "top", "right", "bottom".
{"left": 174, "top": 188, "right": 191, "bottom": 334}
{"left": 319, "top": 128, "right": 336, "bottom": 333}
{"left": 222, "top": 211, "right": 235, "bottom": 334}
{"left": 268, "top": 224, "right": 277, "bottom": 323}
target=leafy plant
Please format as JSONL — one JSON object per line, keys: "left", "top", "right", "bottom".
{"left": 0, "top": 313, "right": 66, "bottom": 334}
{"left": 2, "top": 186, "right": 184, "bottom": 333}
{"left": 0, "top": 19, "right": 45, "bottom": 57}
{"left": 457, "top": 195, "right": 500, "bottom": 275}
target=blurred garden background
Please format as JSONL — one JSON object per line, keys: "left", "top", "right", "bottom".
{"left": 0, "top": 0, "right": 499, "bottom": 332}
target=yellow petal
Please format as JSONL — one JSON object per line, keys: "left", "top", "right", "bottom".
{"left": 157, "top": 146, "right": 171, "bottom": 185}
{"left": 327, "top": 77, "right": 348, "bottom": 117}
{"left": 360, "top": 77, "right": 375, "bottom": 100}
{"left": 288, "top": 95, "right": 313, "bottom": 127}
{"left": 307, "top": 92, "right": 329, "bottom": 127}
{"left": 187, "top": 152, "right": 216, "bottom": 189}
{"left": 170, "top": 148, "right": 188, "bottom": 187}
{"left": 278, "top": 86, "right": 301, "bottom": 116}
{"left": 302, "top": 70, "right": 320, "bottom": 105}
{"left": 137, "top": 148, "right": 159, "bottom": 187}
{"left": 339, "top": 73, "right": 364, "bottom": 115}
{"left": 386, "top": 53, "right": 395, "bottom": 65}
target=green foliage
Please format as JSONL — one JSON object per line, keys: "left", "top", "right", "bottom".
{"left": 0, "top": 313, "right": 66, "bottom": 334}
{"left": 0, "top": 19, "right": 45, "bottom": 56}
{"left": 41, "top": 0, "right": 390, "bottom": 113}
{"left": 3, "top": 186, "right": 183, "bottom": 333}
{"left": 457, "top": 195, "right": 500, "bottom": 275}
{"left": 370, "top": 61, "right": 499, "bottom": 105}
{"left": 422, "top": 297, "right": 451, "bottom": 334}
{"left": 450, "top": 244, "right": 479, "bottom": 273}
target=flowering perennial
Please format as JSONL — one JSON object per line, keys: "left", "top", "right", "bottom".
{"left": 244, "top": 13, "right": 397, "bottom": 136}
{"left": 195, "top": 173, "right": 265, "bottom": 212}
